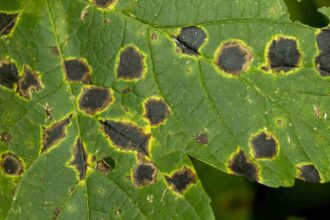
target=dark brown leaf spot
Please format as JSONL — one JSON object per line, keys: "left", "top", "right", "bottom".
{"left": 0, "top": 12, "right": 18, "bottom": 36}
{"left": 316, "top": 29, "right": 330, "bottom": 76}
{"left": 0, "top": 132, "right": 12, "bottom": 144}
{"left": 1, "top": 153, "right": 23, "bottom": 175}
{"left": 298, "top": 164, "right": 321, "bottom": 183}
{"left": 216, "top": 41, "right": 253, "bottom": 75}
{"left": 194, "top": 132, "right": 208, "bottom": 145}
{"left": 96, "top": 156, "right": 116, "bottom": 175}
{"left": 121, "top": 87, "right": 132, "bottom": 94}
{"left": 18, "top": 67, "right": 42, "bottom": 99}
{"left": 251, "top": 132, "right": 278, "bottom": 159}
{"left": 165, "top": 168, "right": 197, "bottom": 193}
{"left": 266, "top": 37, "right": 300, "bottom": 72}
{"left": 115, "top": 208, "right": 121, "bottom": 216}
{"left": 64, "top": 58, "right": 91, "bottom": 83}
{"left": 117, "top": 46, "right": 145, "bottom": 80}
{"left": 151, "top": 33, "right": 158, "bottom": 40}
{"left": 175, "top": 26, "right": 206, "bottom": 55}
{"left": 100, "top": 120, "right": 150, "bottom": 156}
{"left": 94, "top": 0, "right": 116, "bottom": 8}
{"left": 42, "top": 115, "right": 72, "bottom": 152}
{"left": 133, "top": 163, "right": 157, "bottom": 186}
{"left": 228, "top": 151, "right": 258, "bottom": 181}
{"left": 144, "top": 98, "right": 169, "bottom": 126}
{"left": 78, "top": 86, "right": 112, "bottom": 115}
{"left": 50, "top": 47, "right": 59, "bottom": 56}
{"left": 70, "top": 139, "right": 87, "bottom": 180}
{"left": 0, "top": 60, "right": 19, "bottom": 89}
{"left": 52, "top": 207, "right": 61, "bottom": 220}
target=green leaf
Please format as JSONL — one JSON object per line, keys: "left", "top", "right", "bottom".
{"left": 0, "top": 0, "right": 329, "bottom": 219}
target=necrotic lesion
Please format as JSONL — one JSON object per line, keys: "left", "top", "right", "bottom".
{"left": 0, "top": 12, "right": 18, "bottom": 36}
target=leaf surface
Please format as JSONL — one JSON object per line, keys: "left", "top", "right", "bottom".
{"left": 0, "top": 0, "right": 329, "bottom": 219}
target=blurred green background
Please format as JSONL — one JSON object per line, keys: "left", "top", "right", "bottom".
{"left": 193, "top": 1, "right": 330, "bottom": 219}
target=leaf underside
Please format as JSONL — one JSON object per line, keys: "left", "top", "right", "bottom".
{"left": 0, "top": 0, "right": 329, "bottom": 219}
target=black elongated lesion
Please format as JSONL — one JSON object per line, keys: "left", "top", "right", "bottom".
{"left": 100, "top": 120, "right": 151, "bottom": 156}
{"left": 70, "top": 139, "right": 88, "bottom": 180}
{"left": 42, "top": 114, "right": 72, "bottom": 152}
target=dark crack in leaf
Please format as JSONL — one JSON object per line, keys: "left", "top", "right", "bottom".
{"left": 176, "top": 26, "right": 206, "bottom": 55}
{"left": 100, "top": 120, "right": 150, "bottom": 156}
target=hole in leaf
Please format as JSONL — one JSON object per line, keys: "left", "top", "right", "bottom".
{"left": 283, "top": 0, "right": 330, "bottom": 28}
{"left": 96, "top": 156, "right": 116, "bottom": 175}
